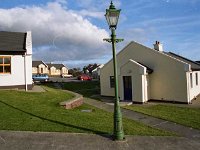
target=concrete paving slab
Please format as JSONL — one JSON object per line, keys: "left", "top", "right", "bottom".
{"left": 27, "top": 85, "right": 46, "bottom": 92}
{"left": 121, "top": 108, "right": 200, "bottom": 139}
{"left": 84, "top": 98, "right": 200, "bottom": 139}
{"left": 0, "top": 131, "right": 199, "bottom": 150}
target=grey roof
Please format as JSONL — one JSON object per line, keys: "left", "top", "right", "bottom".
{"left": 196, "top": 61, "right": 200, "bottom": 64}
{"left": 0, "top": 31, "right": 26, "bottom": 52}
{"left": 32, "top": 61, "right": 47, "bottom": 67}
{"left": 166, "top": 52, "right": 200, "bottom": 71}
{"left": 46, "top": 63, "right": 66, "bottom": 69}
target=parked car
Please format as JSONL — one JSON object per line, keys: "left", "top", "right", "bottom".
{"left": 77, "top": 74, "right": 92, "bottom": 81}
{"left": 61, "top": 74, "right": 73, "bottom": 78}
{"left": 32, "top": 74, "right": 49, "bottom": 82}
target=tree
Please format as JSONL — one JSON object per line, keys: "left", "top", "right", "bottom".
{"left": 68, "top": 68, "right": 82, "bottom": 77}
{"left": 82, "top": 63, "right": 98, "bottom": 74}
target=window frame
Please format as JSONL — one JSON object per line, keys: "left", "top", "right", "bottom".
{"left": 110, "top": 76, "right": 115, "bottom": 88}
{"left": 196, "top": 72, "right": 198, "bottom": 86}
{"left": 190, "top": 73, "right": 193, "bottom": 88}
{"left": 0, "top": 56, "right": 11, "bottom": 74}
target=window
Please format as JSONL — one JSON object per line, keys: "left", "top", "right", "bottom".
{"left": 110, "top": 76, "right": 115, "bottom": 88}
{"left": 0, "top": 56, "right": 11, "bottom": 74}
{"left": 196, "top": 73, "right": 198, "bottom": 86}
{"left": 190, "top": 73, "right": 193, "bottom": 88}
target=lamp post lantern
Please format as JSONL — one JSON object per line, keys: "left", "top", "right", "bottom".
{"left": 104, "top": 1, "right": 124, "bottom": 140}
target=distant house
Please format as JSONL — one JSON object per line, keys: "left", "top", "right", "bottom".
{"left": 91, "top": 64, "right": 104, "bottom": 79}
{"left": 0, "top": 31, "right": 32, "bottom": 90}
{"left": 32, "top": 61, "right": 48, "bottom": 74}
{"left": 32, "top": 61, "right": 68, "bottom": 76}
{"left": 84, "top": 64, "right": 104, "bottom": 79}
{"left": 46, "top": 63, "right": 68, "bottom": 76}
{"left": 100, "top": 41, "right": 200, "bottom": 104}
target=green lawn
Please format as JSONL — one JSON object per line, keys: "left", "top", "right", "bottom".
{"left": 124, "top": 104, "right": 200, "bottom": 130}
{"left": 0, "top": 85, "right": 173, "bottom": 136}
{"left": 62, "top": 81, "right": 100, "bottom": 97}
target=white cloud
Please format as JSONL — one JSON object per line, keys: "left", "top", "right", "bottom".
{"left": 76, "top": 9, "right": 104, "bottom": 19}
{"left": 0, "top": 1, "right": 109, "bottom": 63}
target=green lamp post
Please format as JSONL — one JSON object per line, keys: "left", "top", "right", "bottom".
{"left": 104, "top": 1, "right": 124, "bottom": 140}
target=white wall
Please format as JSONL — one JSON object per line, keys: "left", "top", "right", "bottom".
{"left": 100, "top": 60, "right": 115, "bottom": 96}
{"left": 26, "top": 31, "right": 32, "bottom": 55}
{"left": 0, "top": 55, "right": 32, "bottom": 86}
{"left": 187, "top": 71, "right": 200, "bottom": 102}
{"left": 100, "top": 41, "right": 190, "bottom": 103}
{"left": 25, "top": 55, "right": 32, "bottom": 85}
{"left": 119, "top": 60, "right": 148, "bottom": 103}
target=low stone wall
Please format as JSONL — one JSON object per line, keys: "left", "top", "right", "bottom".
{"left": 59, "top": 90, "right": 83, "bottom": 109}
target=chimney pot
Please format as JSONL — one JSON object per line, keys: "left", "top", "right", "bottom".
{"left": 154, "top": 41, "right": 163, "bottom": 52}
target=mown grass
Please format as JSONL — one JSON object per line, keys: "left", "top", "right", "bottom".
{"left": 0, "top": 85, "right": 173, "bottom": 136}
{"left": 124, "top": 104, "right": 200, "bottom": 130}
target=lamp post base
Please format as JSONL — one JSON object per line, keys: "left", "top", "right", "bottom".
{"left": 113, "top": 134, "right": 125, "bottom": 141}
{"left": 113, "top": 109, "right": 125, "bottom": 140}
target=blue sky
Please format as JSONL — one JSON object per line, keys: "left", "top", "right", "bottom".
{"left": 0, "top": 0, "right": 200, "bottom": 68}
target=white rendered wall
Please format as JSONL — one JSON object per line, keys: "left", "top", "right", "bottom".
{"left": 25, "top": 55, "right": 32, "bottom": 85}
{"left": 26, "top": 31, "right": 32, "bottom": 55}
{"left": 119, "top": 60, "right": 148, "bottom": 103}
{"left": 100, "top": 41, "right": 190, "bottom": 103}
{"left": 0, "top": 55, "right": 32, "bottom": 86}
{"left": 187, "top": 71, "right": 200, "bottom": 102}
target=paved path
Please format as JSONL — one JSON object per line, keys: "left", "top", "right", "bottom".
{"left": 84, "top": 98, "right": 200, "bottom": 139}
{"left": 28, "top": 85, "right": 46, "bottom": 92}
{"left": 1, "top": 88, "right": 200, "bottom": 149}
{"left": 0, "top": 131, "right": 200, "bottom": 150}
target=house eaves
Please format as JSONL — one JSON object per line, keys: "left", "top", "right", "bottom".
{"left": 137, "top": 62, "right": 153, "bottom": 74}
{"left": 120, "top": 59, "right": 153, "bottom": 74}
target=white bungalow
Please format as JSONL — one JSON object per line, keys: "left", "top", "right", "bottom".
{"left": 0, "top": 31, "right": 32, "bottom": 90}
{"left": 100, "top": 41, "right": 200, "bottom": 104}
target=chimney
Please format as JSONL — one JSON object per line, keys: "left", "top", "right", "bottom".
{"left": 154, "top": 41, "right": 163, "bottom": 52}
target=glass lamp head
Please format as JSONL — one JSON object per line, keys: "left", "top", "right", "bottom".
{"left": 105, "top": 1, "right": 121, "bottom": 29}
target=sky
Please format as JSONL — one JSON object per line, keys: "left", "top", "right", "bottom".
{"left": 0, "top": 0, "right": 200, "bottom": 68}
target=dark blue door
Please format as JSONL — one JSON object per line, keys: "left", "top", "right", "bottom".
{"left": 123, "top": 76, "right": 132, "bottom": 101}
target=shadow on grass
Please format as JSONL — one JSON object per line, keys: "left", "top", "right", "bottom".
{"left": 58, "top": 81, "right": 102, "bottom": 101}
{"left": 0, "top": 100, "right": 113, "bottom": 140}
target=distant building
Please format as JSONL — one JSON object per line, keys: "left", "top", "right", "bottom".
{"left": 0, "top": 31, "right": 32, "bottom": 90}
{"left": 100, "top": 41, "right": 200, "bottom": 104}
{"left": 32, "top": 61, "right": 68, "bottom": 76}
{"left": 91, "top": 64, "right": 104, "bottom": 79}
{"left": 32, "top": 61, "right": 48, "bottom": 74}
{"left": 46, "top": 63, "right": 68, "bottom": 76}
{"left": 84, "top": 64, "right": 104, "bottom": 79}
